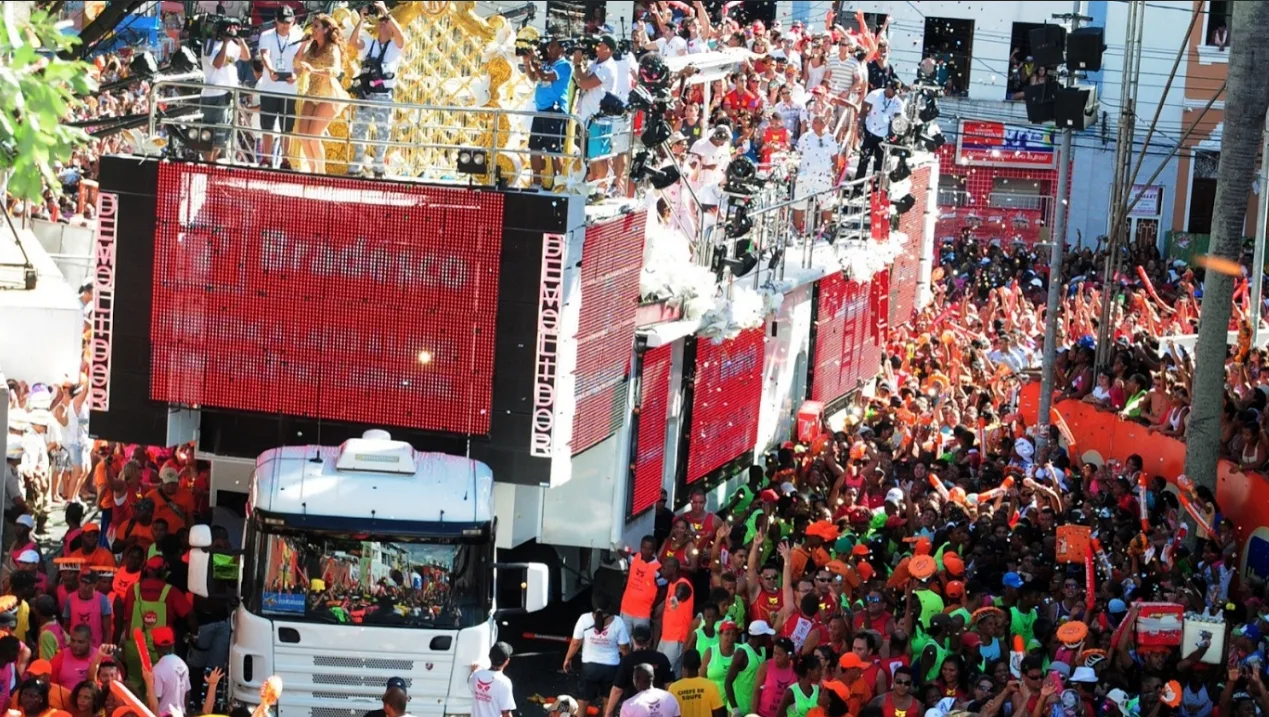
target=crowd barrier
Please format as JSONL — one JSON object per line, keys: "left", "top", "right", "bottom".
{"left": 1017, "top": 382, "right": 1269, "bottom": 580}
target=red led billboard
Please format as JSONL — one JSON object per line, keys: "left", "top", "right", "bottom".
{"left": 811, "top": 273, "right": 883, "bottom": 405}
{"left": 685, "top": 328, "right": 764, "bottom": 483}
{"left": 572, "top": 212, "right": 646, "bottom": 455}
{"left": 149, "top": 164, "right": 504, "bottom": 434}
{"left": 631, "top": 343, "right": 672, "bottom": 516}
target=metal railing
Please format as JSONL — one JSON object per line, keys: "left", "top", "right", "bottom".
{"left": 146, "top": 80, "right": 636, "bottom": 193}
{"left": 938, "top": 188, "right": 970, "bottom": 207}
{"left": 988, "top": 192, "right": 1048, "bottom": 212}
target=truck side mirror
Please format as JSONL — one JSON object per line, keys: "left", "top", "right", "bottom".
{"left": 491, "top": 561, "right": 550, "bottom": 616}
{"left": 187, "top": 524, "right": 242, "bottom": 602}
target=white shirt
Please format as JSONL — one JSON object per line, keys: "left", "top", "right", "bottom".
{"left": 796, "top": 130, "right": 840, "bottom": 175}
{"left": 572, "top": 613, "right": 630, "bottom": 666}
{"left": 201, "top": 40, "right": 242, "bottom": 97}
{"left": 358, "top": 32, "right": 404, "bottom": 92}
{"left": 863, "top": 87, "right": 904, "bottom": 138}
{"left": 152, "top": 653, "right": 190, "bottom": 717}
{"left": 577, "top": 57, "right": 617, "bottom": 123}
{"left": 613, "top": 53, "right": 634, "bottom": 103}
{"left": 689, "top": 137, "right": 731, "bottom": 170}
{"left": 470, "top": 669, "right": 516, "bottom": 717}
{"left": 828, "top": 53, "right": 859, "bottom": 97}
{"left": 620, "top": 688, "right": 682, "bottom": 717}
{"left": 658, "top": 35, "right": 708, "bottom": 58}
{"left": 257, "top": 26, "right": 304, "bottom": 95}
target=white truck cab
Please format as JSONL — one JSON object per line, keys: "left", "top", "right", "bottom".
{"left": 188, "top": 430, "right": 548, "bottom": 717}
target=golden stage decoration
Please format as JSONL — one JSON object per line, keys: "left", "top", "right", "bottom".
{"left": 289, "top": 1, "right": 568, "bottom": 186}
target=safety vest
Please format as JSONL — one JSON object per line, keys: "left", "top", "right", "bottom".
{"left": 620, "top": 554, "right": 660, "bottom": 619}
{"left": 129, "top": 583, "right": 170, "bottom": 656}
{"left": 661, "top": 577, "right": 694, "bottom": 642}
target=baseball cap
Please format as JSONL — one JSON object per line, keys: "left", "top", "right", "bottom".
{"left": 1070, "top": 666, "right": 1097, "bottom": 683}
{"left": 548, "top": 696, "right": 579, "bottom": 716}
{"left": 946, "top": 580, "right": 965, "bottom": 598}
{"left": 1003, "top": 572, "right": 1024, "bottom": 589}
{"left": 5, "top": 435, "right": 21, "bottom": 460}
{"left": 276, "top": 5, "right": 295, "bottom": 21}
{"left": 748, "top": 619, "right": 776, "bottom": 637}
{"left": 711, "top": 125, "right": 732, "bottom": 141}
{"left": 885, "top": 488, "right": 904, "bottom": 505}
{"left": 386, "top": 676, "right": 408, "bottom": 692}
{"left": 668, "top": 131, "right": 687, "bottom": 145}
{"left": 759, "top": 488, "right": 780, "bottom": 503}
{"left": 838, "top": 653, "right": 866, "bottom": 670}
{"left": 160, "top": 466, "right": 180, "bottom": 484}
{"left": 1235, "top": 623, "right": 1263, "bottom": 642}
{"left": 1106, "top": 689, "right": 1133, "bottom": 715}
{"left": 1108, "top": 598, "right": 1128, "bottom": 614}
{"left": 598, "top": 34, "right": 618, "bottom": 51}
{"left": 151, "top": 626, "right": 175, "bottom": 647}
{"left": 145, "top": 555, "right": 166, "bottom": 571}
{"left": 15, "top": 514, "right": 34, "bottom": 529}
{"left": 25, "top": 660, "right": 52, "bottom": 677}
{"left": 81, "top": 522, "right": 101, "bottom": 534}
{"left": 17, "top": 550, "right": 39, "bottom": 564}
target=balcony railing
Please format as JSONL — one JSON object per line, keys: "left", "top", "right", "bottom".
{"left": 988, "top": 192, "right": 1048, "bottom": 212}
{"left": 145, "top": 80, "right": 637, "bottom": 193}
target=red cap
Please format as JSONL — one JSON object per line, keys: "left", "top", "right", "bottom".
{"left": 145, "top": 555, "right": 166, "bottom": 571}
{"left": 884, "top": 516, "right": 908, "bottom": 529}
{"left": 759, "top": 489, "right": 780, "bottom": 503}
{"left": 151, "top": 626, "right": 175, "bottom": 647}
{"left": 812, "top": 86, "right": 826, "bottom": 95}
{"left": 960, "top": 632, "right": 982, "bottom": 649}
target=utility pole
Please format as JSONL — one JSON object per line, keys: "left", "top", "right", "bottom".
{"left": 1094, "top": 0, "right": 1145, "bottom": 369}
{"left": 1252, "top": 112, "right": 1269, "bottom": 347}
{"left": 1036, "top": 0, "right": 1091, "bottom": 458}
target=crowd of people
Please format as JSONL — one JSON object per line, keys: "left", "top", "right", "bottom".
{"left": 569, "top": 229, "right": 1269, "bottom": 717}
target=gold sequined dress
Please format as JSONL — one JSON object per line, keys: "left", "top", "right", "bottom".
{"left": 300, "top": 41, "right": 350, "bottom": 102}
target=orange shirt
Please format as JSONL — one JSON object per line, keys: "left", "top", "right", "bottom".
{"left": 94, "top": 462, "right": 112, "bottom": 510}
{"left": 75, "top": 545, "right": 117, "bottom": 568}
{"left": 144, "top": 487, "right": 196, "bottom": 533}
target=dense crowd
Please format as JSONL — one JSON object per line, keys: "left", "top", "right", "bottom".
{"left": 574, "top": 232, "right": 1268, "bottom": 717}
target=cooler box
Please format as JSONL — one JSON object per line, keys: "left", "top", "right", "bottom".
{"left": 1135, "top": 602, "right": 1184, "bottom": 648}
{"left": 1181, "top": 613, "right": 1226, "bottom": 665}
{"left": 797, "top": 401, "right": 825, "bottom": 443}
{"left": 1055, "top": 525, "right": 1091, "bottom": 564}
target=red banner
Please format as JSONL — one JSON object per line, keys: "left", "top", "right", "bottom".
{"left": 811, "top": 274, "right": 881, "bottom": 405}
{"left": 150, "top": 164, "right": 505, "bottom": 434}
{"left": 686, "top": 329, "right": 765, "bottom": 483}
{"left": 631, "top": 344, "right": 673, "bottom": 515}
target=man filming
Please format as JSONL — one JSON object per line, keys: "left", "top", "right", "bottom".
{"left": 200, "top": 17, "right": 249, "bottom": 162}
{"left": 348, "top": 1, "right": 406, "bottom": 179}
{"left": 572, "top": 34, "right": 619, "bottom": 197}
{"left": 523, "top": 38, "right": 572, "bottom": 190}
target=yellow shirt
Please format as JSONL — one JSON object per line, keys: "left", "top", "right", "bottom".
{"left": 15, "top": 600, "right": 30, "bottom": 643}
{"left": 670, "top": 676, "right": 724, "bottom": 717}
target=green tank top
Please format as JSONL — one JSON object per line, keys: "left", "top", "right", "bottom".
{"left": 725, "top": 594, "right": 747, "bottom": 627}
{"left": 730, "top": 642, "right": 764, "bottom": 713}
{"left": 705, "top": 644, "right": 736, "bottom": 701}
{"left": 1011, "top": 606, "right": 1037, "bottom": 646}
{"left": 695, "top": 621, "right": 720, "bottom": 657}
{"left": 789, "top": 682, "right": 819, "bottom": 717}
{"left": 923, "top": 638, "right": 948, "bottom": 683}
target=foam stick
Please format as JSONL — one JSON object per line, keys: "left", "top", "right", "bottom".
{"left": 927, "top": 473, "right": 951, "bottom": 502}
{"left": 252, "top": 676, "right": 284, "bottom": 717}
{"left": 133, "top": 628, "right": 152, "bottom": 674}
{"left": 974, "top": 476, "right": 1015, "bottom": 504}
{"left": 1050, "top": 409, "right": 1076, "bottom": 451}
{"left": 1090, "top": 537, "right": 1114, "bottom": 576}
{"left": 1009, "top": 635, "right": 1025, "bottom": 678}
{"left": 109, "top": 680, "right": 157, "bottom": 717}
{"left": 1135, "top": 265, "right": 1173, "bottom": 313}
{"left": 1136, "top": 473, "right": 1150, "bottom": 532}
{"left": 1178, "top": 493, "right": 1214, "bottom": 536}
{"left": 1084, "top": 545, "right": 1096, "bottom": 614}
{"left": 722, "top": 1, "right": 743, "bottom": 14}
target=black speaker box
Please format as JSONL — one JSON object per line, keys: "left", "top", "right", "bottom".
{"left": 1030, "top": 24, "right": 1067, "bottom": 67}
{"left": 1024, "top": 82, "right": 1057, "bottom": 124}
{"left": 1056, "top": 86, "right": 1097, "bottom": 130}
{"left": 1067, "top": 27, "right": 1106, "bottom": 71}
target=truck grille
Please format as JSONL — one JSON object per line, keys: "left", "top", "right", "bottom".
{"left": 313, "top": 674, "right": 415, "bottom": 689}
{"left": 311, "top": 656, "right": 415, "bottom": 671}
{"left": 310, "top": 709, "right": 364, "bottom": 717}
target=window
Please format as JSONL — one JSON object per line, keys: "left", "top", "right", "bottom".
{"left": 989, "top": 177, "right": 1048, "bottom": 212}
{"left": 1008, "top": 22, "right": 1044, "bottom": 100}
{"left": 834, "top": 5, "right": 889, "bottom": 37}
{"left": 921, "top": 17, "right": 974, "bottom": 96}
{"left": 1205, "top": 1, "right": 1231, "bottom": 48}
{"left": 1187, "top": 149, "right": 1220, "bottom": 234}
{"left": 938, "top": 175, "right": 968, "bottom": 207}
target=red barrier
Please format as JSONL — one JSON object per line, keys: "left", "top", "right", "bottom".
{"left": 1018, "top": 382, "right": 1269, "bottom": 576}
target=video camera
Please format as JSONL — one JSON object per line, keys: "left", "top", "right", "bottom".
{"left": 185, "top": 13, "right": 245, "bottom": 54}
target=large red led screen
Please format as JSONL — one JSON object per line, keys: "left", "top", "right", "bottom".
{"left": 149, "top": 164, "right": 504, "bottom": 434}
{"left": 685, "top": 329, "right": 764, "bottom": 483}
{"left": 811, "top": 273, "right": 883, "bottom": 405}
{"left": 572, "top": 212, "right": 646, "bottom": 455}
{"left": 631, "top": 344, "right": 672, "bottom": 516}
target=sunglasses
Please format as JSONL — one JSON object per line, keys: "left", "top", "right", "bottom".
{"left": 1026, "top": 672, "right": 1044, "bottom": 681}
{"left": 894, "top": 679, "right": 912, "bottom": 687}
{"left": 866, "top": 595, "right": 882, "bottom": 603}
{"left": 815, "top": 576, "right": 831, "bottom": 583}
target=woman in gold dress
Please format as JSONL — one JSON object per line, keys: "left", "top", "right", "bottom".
{"left": 295, "top": 13, "right": 348, "bottom": 173}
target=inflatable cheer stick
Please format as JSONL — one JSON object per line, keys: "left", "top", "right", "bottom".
{"left": 251, "top": 676, "right": 284, "bottom": 717}
{"left": 109, "top": 680, "right": 157, "bottom": 717}
{"left": 1084, "top": 545, "right": 1096, "bottom": 613}
{"left": 927, "top": 473, "right": 951, "bottom": 502}
{"left": 971, "top": 476, "right": 1015, "bottom": 505}
{"left": 132, "top": 628, "right": 152, "bottom": 674}
{"left": 1136, "top": 473, "right": 1150, "bottom": 532}
{"left": 1136, "top": 265, "right": 1174, "bottom": 314}
{"left": 1009, "top": 635, "right": 1025, "bottom": 678}
{"left": 1178, "top": 493, "right": 1214, "bottom": 536}
{"left": 1090, "top": 537, "right": 1114, "bottom": 576}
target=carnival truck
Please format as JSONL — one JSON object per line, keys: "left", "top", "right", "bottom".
{"left": 187, "top": 430, "right": 549, "bottom": 717}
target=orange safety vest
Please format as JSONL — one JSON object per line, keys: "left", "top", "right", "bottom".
{"left": 660, "top": 577, "right": 694, "bottom": 643}
{"left": 620, "top": 554, "right": 660, "bottom": 620}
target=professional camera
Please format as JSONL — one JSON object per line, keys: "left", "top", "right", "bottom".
{"left": 354, "top": 56, "right": 396, "bottom": 98}
{"left": 216, "top": 15, "right": 244, "bottom": 40}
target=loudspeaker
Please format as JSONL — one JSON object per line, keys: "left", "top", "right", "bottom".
{"left": 1029, "top": 24, "right": 1067, "bottom": 67}
{"left": 1067, "top": 27, "right": 1106, "bottom": 72}
{"left": 1056, "top": 86, "right": 1099, "bottom": 130}
{"left": 1024, "top": 82, "right": 1057, "bottom": 124}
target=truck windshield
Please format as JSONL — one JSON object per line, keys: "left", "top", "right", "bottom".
{"left": 246, "top": 524, "right": 491, "bottom": 629}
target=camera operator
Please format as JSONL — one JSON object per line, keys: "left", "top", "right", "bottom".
{"left": 200, "top": 17, "right": 249, "bottom": 162}
{"left": 573, "top": 34, "right": 618, "bottom": 195}
{"left": 256, "top": 6, "right": 303, "bottom": 169}
{"left": 524, "top": 38, "right": 572, "bottom": 190}
{"left": 347, "top": 1, "right": 406, "bottom": 179}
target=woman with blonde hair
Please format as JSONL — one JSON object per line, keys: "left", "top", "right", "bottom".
{"left": 295, "top": 13, "right": 348, "bottom": 173}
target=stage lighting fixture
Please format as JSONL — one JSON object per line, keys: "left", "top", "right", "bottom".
{"left": 890, "top": 115, "right": 911, "bottom": 138}
{"left": 598, "top": 92, "right": 627, "bottom": 117}
{"left": 629, "top": 150, "right": 681, "bottom": 189}
{"left": 638, "top": 53, "right": 672, "bottom": 92}
{"left": 130, "top": 51, "right": 159, "bottom": 79}
{"left": 714, "top": 239, "right": 759, "bottom": 279}
{"left": 894, "top": 194, "right": 916, "bottom": 215}
{"left": 457, "top": 148, "right": 488, "bottom": 174}
{"left": 726, "top": 204, "right": 753, "bottom": 239}
{"left": 919, "top": 127, "right": 947, "bottom": 152}
{"left": 641, "top": 117, "right": 671, "bottom": 148}
{"left": 920, "top": 96, "right": 940, "bottom": 123}
{"left": 724, "top": 157, "right": 762, "bottom": 195}
{"left": 170, "top": 46, "right": 199, "bottom": 74}
{"left": 889, "top": 155, "right": 911, "bottom": 183}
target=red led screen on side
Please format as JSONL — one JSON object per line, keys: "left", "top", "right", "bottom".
{"left": 685, "top": 328, "right": 764, "bottom": 483}
{"left": 149, "top": 164, "right": 504, "bottom": 434}
{"left": 631, "top": 344, "right": 673, "bottom": 516}
{"left": 572, "top": 212, "right": 646, "bottom": 455}
{"left": 811, "top": 274, "right": 881, "bottom": 405}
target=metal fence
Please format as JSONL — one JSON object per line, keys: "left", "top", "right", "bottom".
{"left": 147, "top": 80, "right": 636, "bottom": 192}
